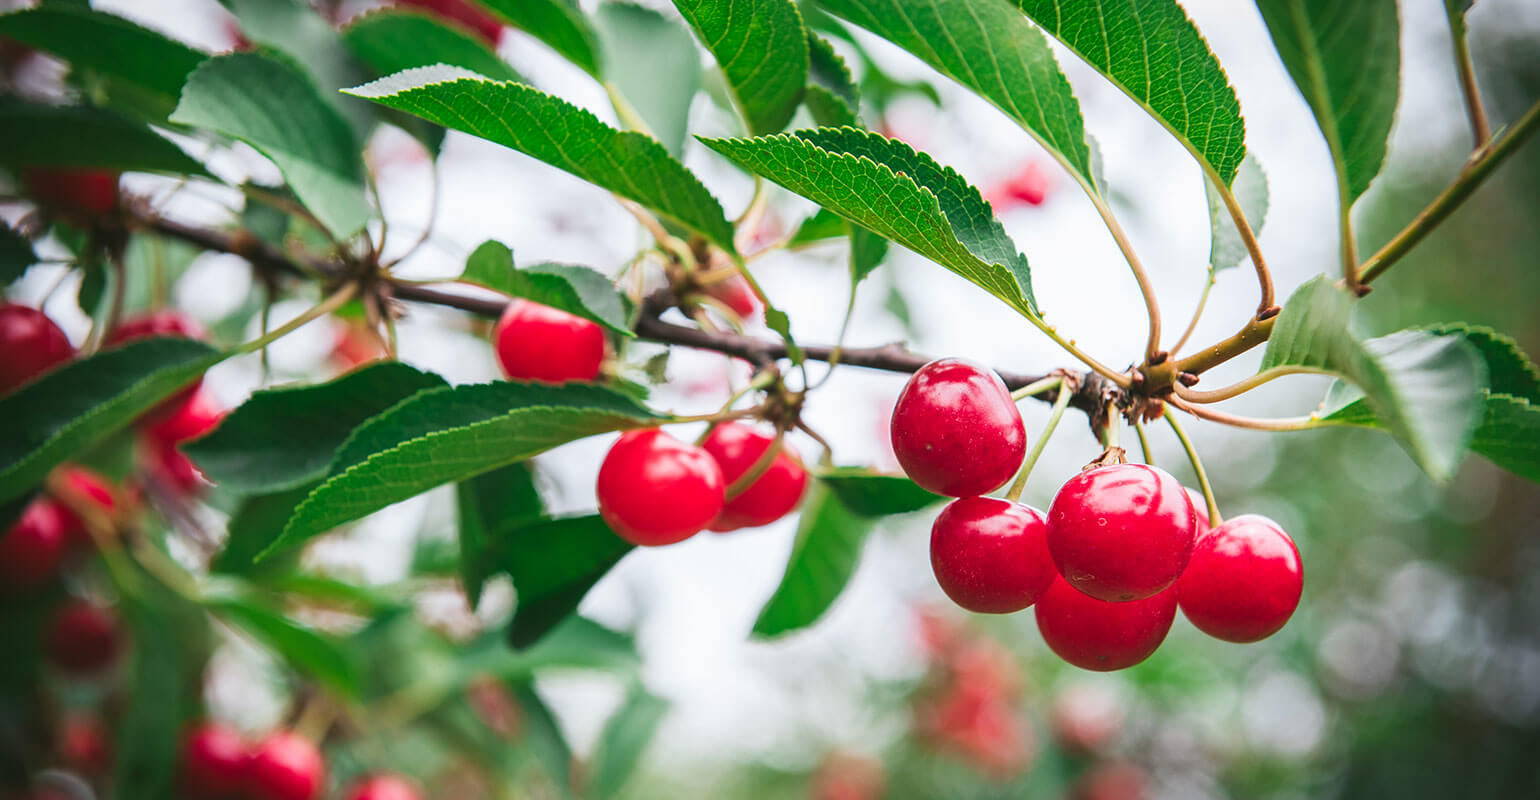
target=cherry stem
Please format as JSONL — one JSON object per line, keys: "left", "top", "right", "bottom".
{"left": 1169, "top": 273, "right": 1215, "bottom": 356}
{"left": 1010, "top": 375, "right": 1061, "bottom": 401}
{"left": 795, "top": 419, "right": 835, "bottom": 466}
{"left": 1164, "top": 408, "right": 1221, "bottom": 526}
{"left": 1175, "top": 365, "right": 1335, "bottom": 404}
{"left": 670, "top": 405, "right": 767, "bottom": 426}
{"left": 1103, "top": 401, "right": 1121, "bottom": 449}
{"left": 1005, "top": 379, "right": 1071, "bottom": 504}
{"left": 1203, "top": 164, "right": 1273, "bottom": 314}
{"left": 237, "top": 282, "right": 358, "bottom": 355}
{"left": 1167, "top": 393, "right": 1322, "bottom": 431}
{"left": 1086, "top": 191, "right": 1161, "bottom": 361}
{"left": 1133, "top": 420, "right": 1153, "bottom": 465}
{"left": 1447, "top": 5, "right": 1491, "bottom": 147}
{"left": 725, "top": 428, "right": 786, "bottom": 500}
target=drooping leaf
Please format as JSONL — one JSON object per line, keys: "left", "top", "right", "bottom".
{"left": 461, "top": 241, "right": 631, "bottom": 335}
{"left": 787, "top": 207, "right": 847, "bottom": 246}
{"left": 269, "top": 384, "right": 661, "bottom": 557}
{"left": 221, "top": 0, "right": 375, "bottom": 140}
{"left": 1205, "top": 153, "right": 1270, "bottom": 274}
{"left": 456, "top": 461, "right": 545, "bottom": 607}
{"left": 849, "top": 226, "right": 890, "bottom": 285}
{"left": 817, "top": 0, "right": 1095, "bottom": 190}
{"left": 481, "top": 0, "right": 603, "bottom": 76}
{"left": 753, "top": 482, "right": 872, "bottom": 638}
{"left": 672, "top": 0, "right": 808, "bottom": 135}
{"left": 1424, "top": 323, "right": 1540, "bottom": 403}
{"left": 185, "top": 362, "right": 447, "bottom": 494}
{"left": 343, "top": 8, "right": 522, "bottom": 83}
{"left": 1255, "top": 0, "right": 1400, "bottom": 203}
{"left": 213, "top": 485, "right": 314, "bottom": 575}
{"left": 204, "top": 592, "right": 362, "bottom": 698}
{"left": 595, "top": 2, "right": 702, "bottom": 156}
{"left": 818, "top": 468, "right": 943, "bottom": 516}
{"left": 589, "top": 682, "right": 669, "bottom": 798}
{"left": 1469, "top": 394, "right": 1540, "bottom": 483}
{"left": 704, "top": 127, "right": 1037, "bottom": 317}
{"left": 805, "top": 34, "right": 860, "bottom": 127}
{"left": 0, "top": 339, "right": 222, "bottom": 504}
{"left": 0, "top": 223, "right": 35, "bottom": 286}
{"left": 0, "top": 101, "right": 208, "bottom": 177}
{"left": 171, "top": 53, "right": 374, "bottom": 238}
{"left": 1015, "top": 0, "right": 1246, "bottom": 184}
{"left": 509, "top": 683, "right": 576, "bottom": 798}
{"left": 503, "top": 514, "right": 635, "bottom": 649}
{"left": 346, "top": 66, "right": 738, "bottom": 255}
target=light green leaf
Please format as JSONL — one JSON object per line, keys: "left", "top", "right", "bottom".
{"left": 0, "top": 101, "right": 208, "bottom": 177}
{"left": 213, "top": 486, "right": 314, "bottom": 575}
{"left": 171, "top": 53, "right": 373, "bottom": 237}
{"left": 672, "top": 0, "right": 807, "bottom": 135}
{"left": 818, "top": 0, "right": 1094, "bottom": 189}
{"left": 461, "top": 241, "right": 631, "bottom": 335}
{"left": 222, "top": 0, "right": 375, "bottom": 140}
{"left": 808, "top": 34, "right": 858, "bottom": 110}
{"left": 1, "top": 223, "right": 36, "bottom": 286}
{"left": 596, "top": 2, "right": 702, "bottom": 156}
{"left": 268, "top": 383, "right": 661, "bottom": 558}
{"left": 590, "top": 682, "right": 668, "bottom": 798}
{"left": 703, "top": 127, "right": 1037, "bottom": 317}
{"left": 343, "top": 8, "right": 522, "bottom": 83}
{"left": 205, "top": 592, "right": 362, "bottom": 698}
{"left": 481, "top": 0, "right": 603, "bottom": 76}
{"left": 1255, "top": 0, "right": 1400, "bottom": 203}
{"left": 752, "top": 482, "right": 871, "bottom": 638}
{"left": 1016, "top": 0, "right": 1247, "bottom": 184}
{"left": 456, "top": 461, "right": 545, "bottom": 608}
{"left": 346, "top": 66, "right": 737, "bottom": 255}
{"left": 818, "top": 468, "right": 943, "bottom": 516}
{"left": 1205, "top": 153, "right": 1269, "bottom": 273}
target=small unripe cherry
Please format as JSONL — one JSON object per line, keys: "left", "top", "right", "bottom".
{"left": 0, "top": 500, "right": 71, "bottom": 592}
{"left": 246, "top": 731, "right": 325, "bottom": 800}
{"left": 1046, "top": 464, "right": 1197, "bottom": 602}
{"left": 1177, "top": 514, "right": 1302, "bottom": 643}
{"left": 0, "top": 303, "right": 74, "bottom": 395}
{"left": 890, "top": 359, "right": 1026, "bottom": 497}
{"left": 929, "top": 497, "right": 1055, "bottom": 613}
{"left": 23, "top": 168, "right": 119, "bottom": 217}
{"left": 493, "top": 299, "right": 607, "bottom": 384}
{"left": 44, "top": 600, "right": 121, "bottom": 675}
{"left": 177, "top": 722, "right": 250, "bottom": 800}
{"left": 700, "top": 422, "right": 808, "bottom": 531}
{"left": 343, "top": 774, "right": 423, "bottom": 800}
{"left": 596, "top": 429, "right": 725, "bottom": 546}
{"left": 1034, "top": 577, "right": 1176, "bottom": 671}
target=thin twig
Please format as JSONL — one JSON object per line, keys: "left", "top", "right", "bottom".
{"left": 1446, "top": 4, "right": 1491, "bottom": 147}
{"left": 1203, "top": 165, "right": 1274, "bottom": 313}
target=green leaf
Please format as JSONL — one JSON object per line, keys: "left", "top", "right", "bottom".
{"left": 703, "top": 127, "right": 1037, "bottom": 317}
{"left": 509, "top": 683, "right": 576, "bottom": 798}
{"left": 849, "top": 225, "right": 890, "bottom": 285}
{"left": 818, "top": 0, "right": 1094, "bottom": 189}
{"left": 589, "top": 682, "right": 668, "bottom": 798}
{"left": 818, "top": 468, "right": 943, "bottom": 516}
{"left": 461, "top": 241, "right": 631, "bottom": 335}
{"left": 0, "top": 339, "right": 222, "bottom": 504}
{"left": 0, "top": 101, "right": 208, "bottom": 177}
{"left": 1205, "top": 153, "right": 1269, "bottom": 273}
{"left": 456, "top": 461, "right": 545, "bottom": 608}
{"left": 1425, "top": 323, "right": 1540, "bottom": 403}
{"left": 502, "top": 515, "right": 634, "bottom": 649}
{"left": 672, "top": 0, "right": 808, "bottom": 135}
{"left": 0, "top": 223, "right": 36, "bottom": 286}
{"left": 346, "top": 67, "right": 738, "bottom": 256}
{"left": 269, "top": 383, "right": 661, "bottom": 558}
{"left": 1015, "top": 0, "right": 1246, "bottom": 184}
{"left": 805, "top": 32, "right": 860, "bottom": 128}
{"left": 595, "top": 2, "right": 702, "bottom": 156}
{"left": 787, "top": 207, "right": 847, "bottom": 246}
{"left": 213, "top": 486, "right": 314, "bottom": 575}
{"left": 1255, "top": 0, "right": 1400, "bottom": 203}
{"left": 1263, "top": 277, "right": 1486, "bottom": 480}
{"left": 752, "top": 483, "right": 871, "bottom": 638}
{"left": 185, "top": 362, "right": 448, "bottom": 494}
{"left": 481, "top": 0, "right": 603, "bottom": 76}
{"left": 222, "top": 0, "right": 375, "bottom": 141}
{"left": 205, "top": 592, "right": 362, "bottom": 698}
{"left": 343, "top": 8, "right": 522, "bottom": 83}
{"left": 171, "top": 53, "right": 373, "bottom": 237}
{"left": 0, "top": 6, "right": 206, "bottom": 121}
{"left": 1469, "top": 394, "right": 1540, "bottom": 483}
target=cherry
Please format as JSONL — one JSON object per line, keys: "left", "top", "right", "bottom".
{"left": 0, "top": 304, "right": 74, "bottom": 395}
{"left": 51, "top": 465, "right": 118, "bottom": 553}
{"left": 177, "top": 722, "right": 250, "bottom": 800}
{"left": 596, "top": 429, "right": 725, "bottom": 546}
{"left": 890, "top": 359, "right": 1026, "bottom": 497}
{"left": 23, "top": 168, "right": 119, "bottom": 217}
{"left": 342, "top": 774, "right": 423, "bottom": 800}
{"left": 699, "top": 422, "right": 808, "bottom": 531}
{"left": 0, "top": 500, "right": 71, "bottom": 592}
{"left": 929, "top": 497, "right": 1055, "bottom": 614}
{"left": 701, "top": 272, "right": 761, "bottom": 320}
{"left": 58, "top": 713, "right": 113, "bottom": 775}
{"left": 1045, "top": 464, "right": 1197, "bottom": 602}
{"left": 987, "top": 161, "right": 1052, "bottom": 210}
{"left": 493, "top": 299, "right": 606, "bottom": 384}
{"left": 1176, "top": 514, "right": 1302, "bottom": 643}
{"left": 43, "top": 600, "right": 120, "bottom": 675}
{"left": 144, "top": 386, "right": 225, "bottom": 445}
{"left": 1033, "top": 576, "right": 1176, "bottom": 671}
{"left": 107, "top": 310, "right": 210, "bottom": 418}
{"left": 141, "top": 436, "right": 209, "bottom": 496}
{"left": 246, "top": 731, "right": 325, "bottom": 800}
{"left": 398, "top": 0, "right": 504, "bottom": 45}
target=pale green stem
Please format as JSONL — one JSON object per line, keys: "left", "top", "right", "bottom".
{"left": 1164, "top": 408, "right": 1221, "bottom": 526}
{"left": 1004, "top": 379, "right": 1071, "bottom": 503}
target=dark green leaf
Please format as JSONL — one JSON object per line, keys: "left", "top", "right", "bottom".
{"left": 1469, "top": 394, "right": 1540, "bottom": 483}
{"left": 753, "top": 482, "right": 875, "bottom": 638}
{"left": 212, "top": 485, "right": 315, "bottom": 575}
{"left": 672, "top": 0, "right": 808, "bottom": 135}
{"left": 171, "top": 53, "right": 373, "bottom": 237}
{"left": 787, "top": 207, "right": 847, "bottom": 246}
{"left": 509, "top": 683, "right": 576, "bottom": 798}
{"left": 0, "top": 339, "right": 222, "bottom": 504}
{"left": 186, "top": 362, "right": 447, "bottom": 494}
{"left": 481, "top": 0, "right": 603, "bottom": 76}
{"left": 818, "top": 468, "right": 943, "bottom": 516}
{"left": 222, "top": 0, "right": 375, "bottom": 141}
{"left": 343, "top": 8, "right": 522, "bottom": 83}
{"left": 205, "top": 592, "right": 362, "bottom": 698}
{"left": 1205, "top": 153, "right": 1269, "bottom": 273}
{"left": 0, "top": 223, "right": 36, "bottom": 286}
{"left": 346, "top": 67, "right": 738, "bottom": 256}
{"left": 461, "top": 241, "right": 631, "bottom": 335}
{"left": 590, "top": 682, "right": 668, "bottom": 798}
{"left": 503, "top": 515, "right": 635, "bottom": 649}
{"left": 805, "top": 31, "right": 860, "bottom": 128}
{"left": 595, "top": 2, "right": 702, "bottom": 156}
{"left": 1425, "top": 323, "right": 1540, "bottom": 403}
{"left": 849, "top": 225, "right": 889, "bottom": 285}
{"left": 456, "top": 461, "right": 545, "bottom": 607}
{"left": 0, "top": 101, "right": 208, "bottom": 176}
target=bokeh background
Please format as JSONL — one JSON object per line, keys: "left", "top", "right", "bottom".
{"left": 5, "top": 0, "right": 1540, "bottom": 797}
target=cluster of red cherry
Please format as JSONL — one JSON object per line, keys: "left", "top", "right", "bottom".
{"left": 891, "top": 359, "right": 1303, "bottom": 671}
{"left": 178, "top": 722, "right": 420, "bottom": 800}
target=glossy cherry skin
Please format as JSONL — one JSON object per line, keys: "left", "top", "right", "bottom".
{"left": 890, "top": 358, "right": 1026, "bottom": 497}
{"left": 52, "top": 465, "right": 118, "bottom": 552}
{"left": 246, "top": 731, "right": 325, "bottom": 800}
{"left": 596, "top": 429, "right": 726, "bottom": 546}
{"left": 1034, "top": 576, "right": 1177, "bottom": 671}
{"left": 178, "top": 722, "right": 250, "bottom": 800}
{"left": 0, "top": 500, "right": 72, "bottom": 592}
{"left": 399, "top": 0, "right": 503, "bottom": 45}
{"left": 494, "top": 299, "right": 607, "bottom": 384}
{"left": 700, "top": 422, "right": 808, "bottom": 531}
{"left": 23, "top": 168, "right": 119, "bottom": 216}
{"left": 0, "top": 304, "right": 74, "bottom": 395}
{"left": 1046, "top": 464, "right": 1197, "bottom": 602}
{"left": 343, "top": 774, "right": 423, "bottom": 800}
{"left": 44, "top": 600, "right": 120, "bottom": 674}
{"left": 702, "top": 272, "right": 761, "bottom": 319}
{"left": 930, "top": 497, "right": 1056, "bottom": 614}
{"left": 1177, "top": 515, "right": 1303, "bottom": 643}
{"left": 144, "top": 386, "right": 225, "bottom": 445}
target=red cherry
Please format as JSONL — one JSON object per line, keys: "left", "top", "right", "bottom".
{"left": 58, "top": 713, "right": 113, "bottom": 775}
{"left": 1185, "top": 487, "right": 1212, "bottom": 532}
{"left": 929, "top": 497, "right": 1055, "bottom": 614}
{"left": 107, "top": 310, "right": 210, "bottom": 416}
{"left": 1176, "top": 514, "right": 1302, "bottom": 643}
{"left": 22, "top": 168, "right": 119, "bottom": 217}
{"left": 0, "top": 500, "right": 71, "bottom": 592}
{"left": 178, "top": 722, "right": 250, "bottom": 800}
{"left": 596, "top": 429, "right": 725, "bottom": 546}
{"left": 141, "top": 435, "right": 209, "bottom": 496}
{"left": 44, "top": 600, "right": 120, "bottom": 674}
{"left": 144, "top": 387, "right": 225, "bottom": 445}
{"left": 987, "top": 161, "right": 1052, "bottom": 210}
{"left": 51, "top": 466, "right": 117, "bottom": 553}
{"left": 0, "top": 304, "right": 74, "bottom": 395}
{"left": 343, "top": 774, "right": 423, "bottom": 800}
{"left": 701, "top": 273, "right": 762, "bottom": 320}
{"left": 890, "top": 359, "right": 1026, "bottom": 497}
{"left": 493, "top": 299, "right": 606, "bottom": 384}
{"left": 397, "top": 0, "right": 504, "bottom": 45}
{"left": 246, "top": 731, "right": 325, "bottom": 800}
{"left": 1045, "top": 464, "right": 1197, "bottom": 602}
{"left": 1034, "top": 577, "right": 1176, "bottom": 671}
{"left": 699, "top": 422, "right": 808, "bottom": 531}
